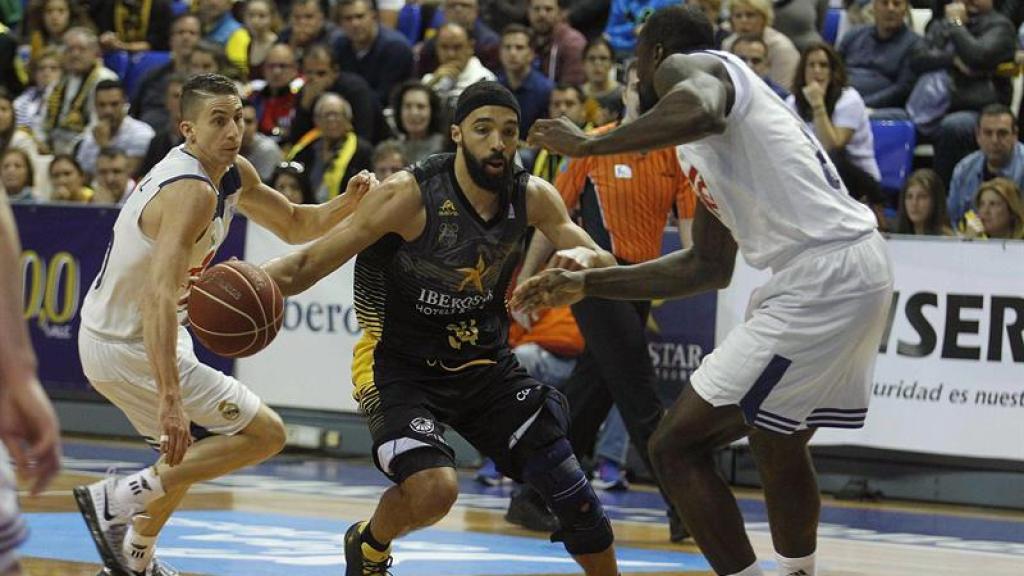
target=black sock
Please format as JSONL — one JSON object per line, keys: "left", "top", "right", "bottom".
{"left": 361, "top": 522, "right": 389, "bottom": 552}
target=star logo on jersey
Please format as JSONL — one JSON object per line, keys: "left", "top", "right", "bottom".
{"left": 439, "top": 199, "right": 459, "bottom": 216}
{"left": 456, "top": 254, "right": 488, "bottom": 294}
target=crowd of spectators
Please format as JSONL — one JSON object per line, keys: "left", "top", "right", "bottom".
{"left": 1, "top": 0, "right": 1022, "bottom": 242}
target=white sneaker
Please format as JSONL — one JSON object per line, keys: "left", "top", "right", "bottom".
{"left": 74, "top": 474, "right": 139, "bottom": 573}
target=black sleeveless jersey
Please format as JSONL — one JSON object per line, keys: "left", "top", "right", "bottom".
{"left": 354, "top": 153, "right": 531, "bottom": 364}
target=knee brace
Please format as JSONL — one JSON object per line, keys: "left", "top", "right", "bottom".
{"left": 521, "top": 436, "right": 614, "bottom": 555}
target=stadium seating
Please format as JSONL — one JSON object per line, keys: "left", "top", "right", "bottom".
{"left": 871, "top": 119, "right": 916, "bottom": 195}
{"left": 126, "top": 51, "right": 172, "bottom": 98}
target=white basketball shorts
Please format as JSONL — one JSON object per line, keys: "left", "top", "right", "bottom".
{"left": 78, "top": 325, "right": 262, "bottom": 447}
{"left": 691, "top": 231, "right": 894, "bottom": 434}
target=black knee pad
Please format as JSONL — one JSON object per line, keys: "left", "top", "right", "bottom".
{"left": 521, "top": 436, "right": 614, "bottom": 555}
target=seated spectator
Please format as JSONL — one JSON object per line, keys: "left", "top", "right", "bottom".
{"left": 24, "top": 0, "right": 92, "bottom": 63}
{"left": 333, "top": 0, "right": 415, "bottom": 108}
{"left": 13, "top": 48, "right": 61, "bottom": 140}
{"left": 91, "top": 146, "right": 134, "bottom": 204}
{"left": 270, "top": 160, "right": 314, "bottom": 204}
{"left": 391, "top": 81, "right": 447, "bottom": 164}
{"left": 0, "top": 88, "right": 48, "bottom": 196}
{"left": 237, "top": 0, "right": 281, "bottom": 79}
{"left": 43, "top": 27, "right": 118, "bottom": 156}
{"left": 188, "top": 40, "right": 238, "bottom": 79}
{"left": 529, "top": 0, "right": 586, "bottom": 85}
{"left": 693, "top": 0, "right": 730, "bottom": 47}
{"left": 787, "top": 42, "right": 882, "bottom": 205}
{"left": 498, "top": 24, "right": 553, "bottom": 134}
{"left": 580, "top": 37, "right": 620, "bottom": 102}
{"left": 74, "top": 79, "right": 154, "bottom": 177}
{"left": 418, "top": 0, "right": 502, "bottom": 76}
{"left": 773, "top": 0, "right": 826, "bottom": 51}
{"left": 196, "top": 0, "right": 246, "bottom": 67}
{"left": 731, "top": 35, "right": 791, "bottom": 100}
{"left": 604, "top": 0, "right": 679, "bottom": 58}
{"left": 372, "top": 140, "right": 409, "bottom": 180}
{"left": 894, "top": 168, "right": 955, "bottom": 235}
{"left": 839, "top": 0, "right": 920, "bottom": 111}
{"left": 279, "top": 0, "right": 343, "bottom": 62}
{"left": 92, "top": 0, "right": 174, "bottom": 53}
{"left": 722, "top": 0, "right": 800, "bottom": 90}
{"left": 422, "top": 23, "right": 497, "bottom": 103}
{"left": 912, "top": 0, "right": 1015, "bottom": 184}
{"left": 960, "top": 177, "right": 1024, "bottom": 238}
{"left": 1, "top": 148, "right": 35, "bottom": 202}
{"left": 136, "top": 73, "right": 186, "bottom": 178}
{"left": 249, "top": 43, "right": 301, "bottom": 142}
{"left": 130, "top": 13, "right": 201, "bottom": 130}
{"left": 288, "top": 43, "right": 388, "bottom": 146}
{"left": 48, "top": 153, "right": 93, "bottom": 202}
{"left": 531, "top": 83, "right": 588, "bottom": 182}
{"left": 286, "top": 93, "right": 373, "bottom": 203}
{"left": 241, "top": 101, "right": 283, "bottom": 182}
{"left": 948, "top": 104, "right": 1024, "bottom": 225}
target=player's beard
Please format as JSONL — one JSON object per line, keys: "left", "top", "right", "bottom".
{"left": 463, "top": 148, "right": 514, "bottom": 193}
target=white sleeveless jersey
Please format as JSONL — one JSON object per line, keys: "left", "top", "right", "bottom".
{"left": 676, "top": 51, "right": 877, "bottom": 271}
{"left": 81, "top": 145, "right": 243, "bottom": 340}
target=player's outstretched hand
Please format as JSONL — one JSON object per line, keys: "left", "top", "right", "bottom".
{"left": 528, "top": 116, "right": 591, "bottom": 157}
{"left": 510, "top": 269, "right": 585, "bottom": 314}
{"left": 0, "top": 377, "right": 61, "bottom": 495}
{"left": 158, "top": 395, "right": 192, "bottom": 467}
{"left": 342, "top": 170, "right": 377, "bottom": 206}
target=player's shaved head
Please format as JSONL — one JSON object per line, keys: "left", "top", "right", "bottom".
{"left": 180, "top": 73, "right": 239, "bottom": 121}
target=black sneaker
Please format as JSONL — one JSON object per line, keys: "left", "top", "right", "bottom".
{"left": 668, "top": 508, "right": 690, "bottom": 543}
{"left": 344, "top": 522, "right": 393, "bottom": 576}
{"left": 505, "top": 487, "right": 559, "bottom": 533}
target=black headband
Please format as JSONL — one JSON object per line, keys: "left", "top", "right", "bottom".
{"left": 453, "top": 81, "right": 521, "bottom": 126}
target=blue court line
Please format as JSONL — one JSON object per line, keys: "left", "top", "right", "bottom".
{"left": 59, "top": 441, "right": 1024, "bottom": 553}
{"left": 23, "top": 511, "right": 711, "bottom": 575}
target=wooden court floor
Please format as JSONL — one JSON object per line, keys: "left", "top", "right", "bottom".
{"left": 12, "top": 438, "right": 1024, "bottom": 576}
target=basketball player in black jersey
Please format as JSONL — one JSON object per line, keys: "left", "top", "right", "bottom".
{"left": 264, "top": 82, "right": 622, "bottom": 575}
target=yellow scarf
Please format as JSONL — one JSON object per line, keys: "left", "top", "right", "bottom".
{"left": 45, "top": 64, "right": 101, "bottom": 133}
{"left": 287, "top": 129, "right": 358, "bottom": 199}
{"left": 114, "top": 0, "right": 154, "bottom": 44}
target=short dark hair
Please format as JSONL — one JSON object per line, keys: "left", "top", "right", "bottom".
{"left": 180, "top": 74, "right": 239, "bottom": 121}
{"left": 303, "top": 43, "right": 338, "bottom": 69}
{"left": 95, "top": 79, "right": 125, "bottom": 96}
{"left": 50, "top": 154, "right": 86, "bottom": 177}
{"left": 979, "top": 103, "right": 1016, "bottom": 126}
{"left": 731, "top": 34, "right": 767, "bottom": 52}
{"left": 552, "top": 83, "right": 584, "bottom": 102}
{"left": 336, "top": 0, "right": 376, "bottom": 13}
{"left": 292, "top": 0, "right": 330, "bottom": 16}
{"left": 501, "top": 23, "right": 534, "bottom": 43}
{"left": 638, "top": 5, "right": 714, "bottom": 56}
{"left": 98, "top": 146, "right": 127, "bottom": 160}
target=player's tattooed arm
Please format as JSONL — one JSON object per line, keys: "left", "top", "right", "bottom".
{"left": 511, "top": 202, "right": 736, "bottom": 312}
{"left": 235, "top": 156, "right": 377, "bottom": 244}
{"left": 263, "top": 171, "right": 425, "bottom": 297}
{"left": 528, "top": 53, "right": 732, "bottom": 157}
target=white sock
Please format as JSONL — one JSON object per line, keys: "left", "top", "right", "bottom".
{"left": 776, "top": 551, "right": 815, "bottom": 576}
{"left": 122, "top": 524, "right": 157, "bottom": 573}
{"left": 727, "top": 560, "right": 765, "bottom": 576}
{"left": 115, "top": 467, "right": 165, "bottom": 508}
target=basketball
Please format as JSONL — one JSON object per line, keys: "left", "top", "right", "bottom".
{"left": 187, "top": 260, "right": 284, "bottom": 358}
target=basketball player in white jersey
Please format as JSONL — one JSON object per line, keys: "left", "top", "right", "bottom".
{"left": 74, "top": 74, "right": 374, "bottom": 576}
{"left": 0, "top": 194, "right": 62, "bottom": 576}
{"left": 518, "top": 6, "right": 894, "bottom": 576}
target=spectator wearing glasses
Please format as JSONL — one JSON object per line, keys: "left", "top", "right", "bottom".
{"left": 731, "top": 35, "right": 790, "bottom": 100}
{"left": 250, "top": 43, "right": 301, "bottom": 142}
{"left": 722, "top": 0, "right": 800, "bottom": 91}
{"left": 580, "top": 37, "right": 620, "bottom": 102}
{"left": 286, "top": 93, "right": 373, "bottom": 203}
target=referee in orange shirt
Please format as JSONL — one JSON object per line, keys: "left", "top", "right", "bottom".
{"left": 506, "top": 63, "right": 696, "bottom": 543}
